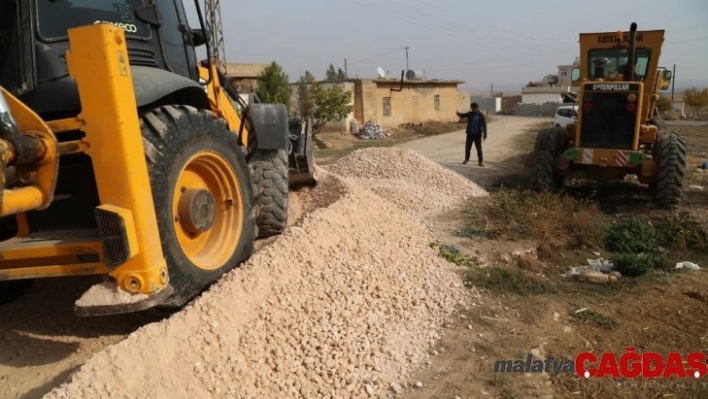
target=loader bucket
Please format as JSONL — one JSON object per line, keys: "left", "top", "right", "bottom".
{"left": 74, "top": 281, "right": 175, "bottom": 317}
{"left": 288, "top": 117, "right": 318, "bottom": 188}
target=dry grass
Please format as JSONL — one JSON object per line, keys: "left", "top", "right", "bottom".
{"left": 462, "top": 190, "right": 608, "bottom": 252}
{"left": 398, "top": 121, "right": 467, "bottom": 136}
{"left": 463, "top": 267, "right": 556, "bottom": 295}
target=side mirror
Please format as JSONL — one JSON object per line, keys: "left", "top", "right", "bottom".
{"left": 659, "top": 69, "right": 672, "bottom": 90}
{"left": 571, "top": 68, "right": 581, "bottom": 85}
{"left": 189, "top": 28, "right": 208, "bottom": 47}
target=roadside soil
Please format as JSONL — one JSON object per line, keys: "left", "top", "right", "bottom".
{"left": 393, "top": 117, "right": 708, "bottom": 399}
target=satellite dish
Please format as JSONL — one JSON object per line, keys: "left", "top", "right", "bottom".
{"left": 376, "top": 66, "right": 386, "bottom": 79}
{"left": 542, "top": 74, "right": 559, "bottom": 85}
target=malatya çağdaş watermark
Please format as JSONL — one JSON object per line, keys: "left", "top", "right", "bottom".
{"left": 494, "top": 348, "right": 707, "bottom": 379}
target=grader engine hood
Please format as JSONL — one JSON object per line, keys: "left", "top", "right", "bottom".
{"left": 577, "top": 82, "right": 643, "bottom": 150}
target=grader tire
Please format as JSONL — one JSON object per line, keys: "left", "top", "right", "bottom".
{"left": 652, "top": 130, "right": 687, "bottom": 208}
{"left": 250, "top": 149, "right": 289, "bottom": 238}
{"left": 140, "top": 105, "right": 256, "bottom": 308}
{"left": 532, "top": 126, "right": 566, "bottom": 191}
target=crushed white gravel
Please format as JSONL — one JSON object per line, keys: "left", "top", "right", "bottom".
{"left": 326, "top": 147, "right": 488, "bottom": 215}
{"left": 45, "top": 148, "right": 485, "bottom": 399}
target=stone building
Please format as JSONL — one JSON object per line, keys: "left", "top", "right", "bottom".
{"left": 291, "top": 77, "right": 467, "bottom": 132}
{"left": 225, "top": 63, "right": 269, "bottom": 92}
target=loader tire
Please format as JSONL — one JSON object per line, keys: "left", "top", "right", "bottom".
{"left": 250, "top": 149, "right": 289, "bottom": 238}
{"left": 652, "top": 130, "right": 687, "bottom": 208}
{"left": 141, "top": 105, "right": 256, "bottom": 308}
{"left": 532, "top": 126, "right": 567, "bottom": 191}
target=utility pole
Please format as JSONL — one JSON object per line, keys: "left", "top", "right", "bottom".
{"left": 671, "top": 64, "right": 676, "bottom": 102}
{"left": 405, "top": 46, "right": 410, "bottom": 71}
{"left": 344, "top": 58, "right": 348, "bottom": 79}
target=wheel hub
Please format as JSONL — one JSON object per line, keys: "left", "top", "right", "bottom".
{"left": 177, "top": 188, "right": 216, "bottom": 234}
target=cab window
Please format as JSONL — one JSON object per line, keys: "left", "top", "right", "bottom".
{"left": 36, "top": 0, "right": 150, "bottom": 40}
{"left": 588, "top": 47, "right": 651, "bottom": 80}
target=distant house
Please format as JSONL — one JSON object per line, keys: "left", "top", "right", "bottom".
{"left": 672, "top": 101, "right": 686, "bottom": 118}
{"left": 225, "top": 63, "right": 269, "bottom": 92}
{"left": 521, "top": 86, "right": 573, "bottom": 104}
{"left": 291, "top": 78, "right": 467, "bottom": 132}
{"left": 557, "top": 58, "right": 580, "bottom": 88}
{"left": 469, "top": 96, "right": 502, "bottom": 114}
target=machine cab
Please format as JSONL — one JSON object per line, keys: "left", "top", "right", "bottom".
{"left": 1, "top": 0, "right": 205, "bottom": 120}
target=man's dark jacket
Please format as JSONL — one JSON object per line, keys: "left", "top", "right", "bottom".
{"left": 457, "top": 111, "right": 487, "bottom": 138}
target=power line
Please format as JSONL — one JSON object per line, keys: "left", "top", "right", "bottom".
{"left": 407, "top": 0, "right": 573, "bottom": 47}
{"left": 348, "top": 46, "right": 406, "bottom": 65}
{"left": 347, "top": 0, "right": 574, "bottom": 58}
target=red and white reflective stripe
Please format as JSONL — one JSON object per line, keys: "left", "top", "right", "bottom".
{"left": 582, "top": 149, "right": 594, "bottom": 164}
{"left": 615, "top": 150, "right": 628, "bottom": 166}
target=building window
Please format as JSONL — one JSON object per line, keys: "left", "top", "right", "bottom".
{"left": 383, "top": 97, "right": 391, "bottom": 116}
{"left": 560, "top": 70, "right": 567, "bottom": 77}
{"left": 434, "top": 95, "right": 440, "bottom": 111}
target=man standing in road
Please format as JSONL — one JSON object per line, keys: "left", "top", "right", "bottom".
{"left": 457, "top": 102, "right": 487, "bottom": 166}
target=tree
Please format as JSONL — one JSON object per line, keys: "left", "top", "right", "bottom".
{"left": 683, "top": 86, "right": 708, "bottom": 118}
{"left": 325, "top": 64, "right": 337, "bottom": 81}
{"left": 255, "top": 61, "right": 291, "bottom": 111}
{"left": 336, "top": 68, "right": 346, "bottom": 80}
{"left": 310, "top": 84, "right": 353, "bottom": 133}
{"left": 656, "top": 95, "right": 673, "bottom": 114}
{"left": 297, "top": 70, "right": 315, "bottom": 118}
{"left": 296, "top": 72, "right": 353, "bottom": 135}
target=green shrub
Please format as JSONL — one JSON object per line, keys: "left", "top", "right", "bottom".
{"left": 453, "top": 226, "right": 491, "bottom": 240}
{"left": 610, "top": 253, "right": 662, "bottom": 277}
{"left": 603, "top": 218, "right": 660, "bottom": 253}
{"left": 430, "top": 242, "right": 478, "bottom": 268}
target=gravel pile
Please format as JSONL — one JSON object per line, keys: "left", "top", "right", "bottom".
{"left": 358, "top": 120, "right": 388, "bottom": 140}
{"left": 45, "top": 167, "right": 471, "bottom": 399}
{"left": 327, "top": 147, "right": 489, "bottom": 215}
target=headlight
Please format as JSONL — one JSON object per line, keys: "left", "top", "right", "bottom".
{"left": 608, "top": 71, "right": 618, "bottom": 81}
{"left": 627, "top": 93, "right": 637, "bottom": 102}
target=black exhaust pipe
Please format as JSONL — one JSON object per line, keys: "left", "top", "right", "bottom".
{"left": 626, "top": 22, "right": 637, "bottom": 81}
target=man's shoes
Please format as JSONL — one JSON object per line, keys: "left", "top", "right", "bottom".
{"left": 462, "top": 160, "right": 468, "bottom": 164}
{"left": 479, "top": 161, "right": 485, "bottom": 167}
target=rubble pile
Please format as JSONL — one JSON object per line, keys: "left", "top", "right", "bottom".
{"left": 358, "top": 120, "right": 389, "bottom": 140}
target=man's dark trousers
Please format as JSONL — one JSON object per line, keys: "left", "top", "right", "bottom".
{"left": 465, "top": 133, "right": 483, "bottom": 164}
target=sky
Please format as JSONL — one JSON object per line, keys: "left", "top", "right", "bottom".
{"left": 184, "top": 0, "right": 708, "bottom": 93}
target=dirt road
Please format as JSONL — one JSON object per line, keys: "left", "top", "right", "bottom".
{"left": 398, "top": 115, "right": 547, "bottom": 188}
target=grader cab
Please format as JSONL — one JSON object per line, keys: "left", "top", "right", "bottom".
{"left": 0, "top": 0, "right": 317, "bottom": 315}
{"left": 532, "top": 22, "right": 685, "bottom": 207}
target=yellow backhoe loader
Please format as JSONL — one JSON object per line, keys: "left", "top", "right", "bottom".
{"left": 0, "top": 0, "right": 317, "bottom": 316}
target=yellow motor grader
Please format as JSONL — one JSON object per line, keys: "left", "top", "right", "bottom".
{"left": 0, "top": 0, "right": 316, "bottom": 315}
{"left": 532, "top": 22, "right": 684, "bottom": 207}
